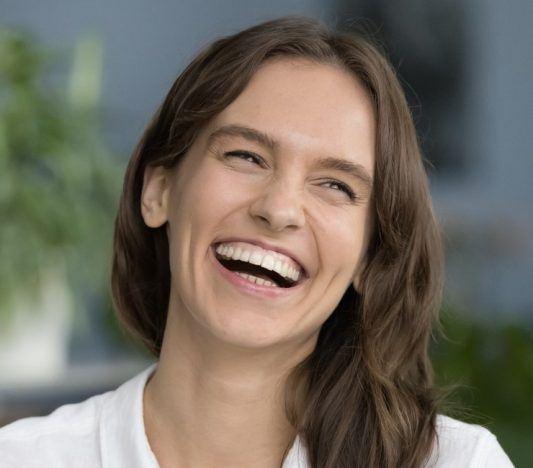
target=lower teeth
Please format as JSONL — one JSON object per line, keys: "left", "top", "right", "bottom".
{"left": 234, "top": 271, "right": 279, "bottom": 287}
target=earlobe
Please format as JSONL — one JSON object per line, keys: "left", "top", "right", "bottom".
{"left": 140, "top": 165, "right": 170, "bottom": 228}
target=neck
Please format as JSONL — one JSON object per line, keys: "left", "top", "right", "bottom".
{"left": 143, "top": 294, "right": 315, "bottom": 468}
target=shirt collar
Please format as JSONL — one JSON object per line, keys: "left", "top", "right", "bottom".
{"left": 99, "top": 362, "right": 159, "bottom": 468}
{"left": 282, "top": 433, "right": 309, "bottom": 467}
{"left": 98, "top": 362, "right": 309, "bottom": 468}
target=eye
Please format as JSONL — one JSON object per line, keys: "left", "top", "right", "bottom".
{"left": 223, "top": 152, "right": 357, "bottom": 201}
{"left": 224, "top": 150, "right": 264, "bottom": 166}
{"left": 322, "top": 180, "right": 357, "bottom": 201}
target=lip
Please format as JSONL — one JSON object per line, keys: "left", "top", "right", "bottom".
{"left": 211, "top": 236, "right": 309, "bottom": 278}
{"left": 209, "top": 245, "right": 309, "bottom": 299}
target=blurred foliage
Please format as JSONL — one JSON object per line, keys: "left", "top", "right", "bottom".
{"left": 0, "top": 28, "right": 122, "bottom": 327}
{"left": 432, "top": 305, "right": 533, "bottom": 466}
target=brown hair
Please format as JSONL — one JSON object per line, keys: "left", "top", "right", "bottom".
{"left": 112, "top": 16, "right": 445, "bottom": 467}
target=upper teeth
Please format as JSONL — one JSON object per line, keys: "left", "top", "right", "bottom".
{"left": 215, "top": 242, "right": 303, "bottom": 283}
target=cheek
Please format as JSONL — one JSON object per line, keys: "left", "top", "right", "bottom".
{"left": 167, "top": 162, "right": 249, "bottom": 255}
{"left": 184, "top": 162, "right": 250, "bottom": 214}
{"left": 321, "top": 209, "right": 370, "bottom": 274}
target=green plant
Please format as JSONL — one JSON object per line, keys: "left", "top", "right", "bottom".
{"left": 431, "top": 304, "right": 533, "bottom": 466}
{"left": 0, "top": 28, "right": 121, "bottom": 328}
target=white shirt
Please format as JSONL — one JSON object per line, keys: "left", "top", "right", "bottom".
{"left": 0, "top": 363, "right": 514, "bottom": 467}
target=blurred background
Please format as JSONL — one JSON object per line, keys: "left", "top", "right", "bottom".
{"left": 0, "top": 0, "right": 531, "bottom": 465}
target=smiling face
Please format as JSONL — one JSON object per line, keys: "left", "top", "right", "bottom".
{"left": 141, "top": 58, "right": 375, "bottom": 350}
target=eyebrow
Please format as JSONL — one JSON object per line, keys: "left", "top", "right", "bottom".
{"left": 313, "top": 157, "right": 373, "bottom": 191}
{"left": 208, "top": 124, "right": 278, "bottom": 151}
{"left": 207, "top": 124, "right": 373, "bottom": 191}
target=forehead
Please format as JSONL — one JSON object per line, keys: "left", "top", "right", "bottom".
{"left": 205, "top": 58, "right": 375, "bottom": 176}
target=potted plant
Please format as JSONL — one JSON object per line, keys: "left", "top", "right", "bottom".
{"left": 0, "top": 28, "right": 121, "bottom": 384}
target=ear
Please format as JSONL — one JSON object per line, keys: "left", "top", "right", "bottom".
{"left": 140, "top": 165, "right": 171, "bottom": 228}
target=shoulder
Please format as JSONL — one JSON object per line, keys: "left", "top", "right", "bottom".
{"left": 0, "top": 390, "right": 113, "bottom": 468}
{"left": 426, "top": 414, "right": 514, "bottom": 467}
{"left": 0, "top": 363, "right": 158, "bottom": 468}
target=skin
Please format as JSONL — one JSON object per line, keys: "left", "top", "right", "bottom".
{"left": 140, "top": 57, "right": 376, "bottom": 467}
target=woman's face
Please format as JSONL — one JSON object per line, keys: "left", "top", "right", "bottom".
{"left": 142, "top": 58, "right": 375, "bottom": 349}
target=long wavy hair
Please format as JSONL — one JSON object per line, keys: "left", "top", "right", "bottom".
{"left": 111, "top": 16, "right": 445, "bottom": 467}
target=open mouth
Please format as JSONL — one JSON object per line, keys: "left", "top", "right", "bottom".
{"left": 212, "top": 244, "right": 305, "bottom": 289}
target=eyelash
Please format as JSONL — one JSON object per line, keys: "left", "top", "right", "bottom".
{"left": 224, "top": 151, "right": 357, "bottom": 201}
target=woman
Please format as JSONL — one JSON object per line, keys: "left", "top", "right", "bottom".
{"left": 0, "top": 16, "right": 513, "bottom": 468}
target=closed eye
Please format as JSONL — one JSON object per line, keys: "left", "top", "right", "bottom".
{"left": 224, "top": 150, "right": 357, "bottom": 201}
{"left": 321, "top": 180, "right": 357, "bottom": 200}
{"left": 224, "top": 150, "right": 264, "bottom": 166}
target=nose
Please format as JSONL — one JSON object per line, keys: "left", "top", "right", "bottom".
{"left": 248, "top": 178, "right": 306, "bottom": 232}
